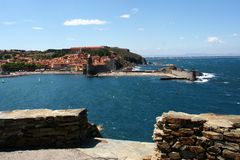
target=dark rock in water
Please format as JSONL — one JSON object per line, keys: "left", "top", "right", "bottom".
{"left": 196, "top": 71, "right": 203, "bottom": 76}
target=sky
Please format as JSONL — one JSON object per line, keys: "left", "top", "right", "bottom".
{"left": 0, "top": 0, "right": 240, "bottom": 57}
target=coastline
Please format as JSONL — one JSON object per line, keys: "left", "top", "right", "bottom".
{"left": 1, "top": 70, "right": 195, "bottom": 81}
{"left": 97, "top": 71, "right": 177, "bottom": 77}
{"left": 1, "top": 71, "right": 178, "bottom": 79}
{"left": 0, "top": 71, "right": 83, "bottom": 78}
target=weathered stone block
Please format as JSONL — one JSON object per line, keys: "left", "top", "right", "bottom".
{"left": 172, "top": 141, "right": 182, "bottom": 151}
{"left": 168, "top": 152, "right": 181, "bottom": 160}
{"left": 153, "top": 128, "right": 170, "bottom": 137}
{"left": 167, "top": 124, "right": 180, "bottom": 131}
{"left": 207, "top": 146, "right": 222, "bottom": 156}
{"left": 157, "top": 141, "right": 171, "bottom": 153}
{"left": 153, "top": 136, "right": 162, "bottom": 142}
{"left": 222, "top": 142, "right": 240, "bottom": 152}
{"left": 179, "top": 136, "right": 196, "bottom": 145}
{"left": 206, "top": 153, "right": 217, "bottom": 160}
{"left": 233, "top": 122, "right": 240, "bottom": 128}
{"left": 180, "top": 146, "right": 205, "bottom": 159}
{"left": 164, "top": 136, "right": 177, "bottom": 146}
{"left": 224, "top": 130, "right": 240, "bottom": 143}
{"left": 196, "top": 153, "right": 206, "bottom": 160}
{"left": 222, "top": 149, "right": 240, "bottom": 159}
{"left": 203, "top": 131, "right": 223, "bottom": 140}
{"left": 162, "top": 112, "right": 192, "bottom": 125}
{"left": 162, "top": 128, "right": 172, "bottom": 134}
{"left": 171, "top": 128, "right": 194, "bottom": 137}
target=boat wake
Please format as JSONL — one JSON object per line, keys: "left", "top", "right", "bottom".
{"left": 195, "top": 73, "right": 215, "bottom": 83}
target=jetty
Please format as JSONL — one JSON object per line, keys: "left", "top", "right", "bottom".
{"left": 97, "top": 69, "right": 197, "bottom": 81}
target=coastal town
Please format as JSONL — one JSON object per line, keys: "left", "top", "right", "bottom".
{"left": 0, "top": 46, "right": 200, "bottom": 81}
{"left": 0, "top": 46, "right": 120, "bottom": 74}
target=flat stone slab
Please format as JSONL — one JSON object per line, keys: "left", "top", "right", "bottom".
{"left": 0, "top": 109, "right": 85, "bottom": 119}
{"left": 200, "top": 113, "right": 240, "bottom": 128}
{"left": 161, "top": 111, "right": 240, "bottom": 128}
{"left": 0, "top": 138, "right": 155, "bottom": 160}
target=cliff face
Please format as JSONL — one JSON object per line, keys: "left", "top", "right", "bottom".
{"left": 80, "top": 46, "right": 146, "bottom": 69}
{"left": 108, "top": 47, "right": 146, "bottom": 66}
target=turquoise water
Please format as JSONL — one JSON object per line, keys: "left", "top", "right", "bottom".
{"left": 0, "top": 57, "right": 240, "bottom": 142}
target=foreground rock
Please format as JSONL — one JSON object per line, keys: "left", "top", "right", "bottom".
{"left": 152, "top": 111, "right": 240, "bottom": 160}
{"left": 0, "top": 108, "right": 100, "bottom": 149}
{"left": 0, "top": 138, "right": 154, "bottom": 160}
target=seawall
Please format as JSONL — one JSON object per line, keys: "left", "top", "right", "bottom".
{"left": 0, "top": 108, "right": 100, "bottom": 149}
{"left": 171, "top": 70, "right": 196, "bottom": 81}
{"left": 152, "top": 111, "right": 240, "bottom": 160}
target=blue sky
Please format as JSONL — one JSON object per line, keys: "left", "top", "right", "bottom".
{"left": 0, "top": 0, "right": 240, "bottom": 57}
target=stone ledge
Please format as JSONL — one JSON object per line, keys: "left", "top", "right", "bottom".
{"left": 0, "top": 108, "right": 86, "bottom": 119}
{"left": 0, "top": 108, "right": 100, "bottom": 149}
{"left": 0, "top": 138, "right": 155, "bottom": 160}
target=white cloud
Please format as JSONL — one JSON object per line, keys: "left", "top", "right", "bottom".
{"left": 233, "top": 33, "right": 238, "bottom": 37}
{"left": 207, "top": 36, "right": 224, "bottom": 44}
{"left": 130, "top": 8, "right": 139, "bottom": 14}
{"left": 32, "top": 27, "right": 44, "bottom": 30}
{"left": 120, "top": 14, "right": 131, "bottom": 19}
{"left": 137, "top": 28, "right": 144, "bottom": 31}
{"left": 64, "top": 19, "right": 107, "bottom": 26}
{"left": 2, "top": 21, "right": 16, "bottom": 25}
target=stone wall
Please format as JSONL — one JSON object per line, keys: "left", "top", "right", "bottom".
{"left": 0, "top": 108, "right": 100, "bottom": 149}
{"left": 152, "top": 111, "right": 240, "bottom": 160}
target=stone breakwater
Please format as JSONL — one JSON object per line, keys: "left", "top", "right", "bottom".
{"left": 0, "top": 108, "right": 100, "bottom": 149}
{"left": 152, "top": 111, "right": 240, "bottom": 160}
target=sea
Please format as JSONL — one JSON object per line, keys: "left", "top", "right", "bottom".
{"left": 0, "top": 57, "right": 240, "bottom": 142}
